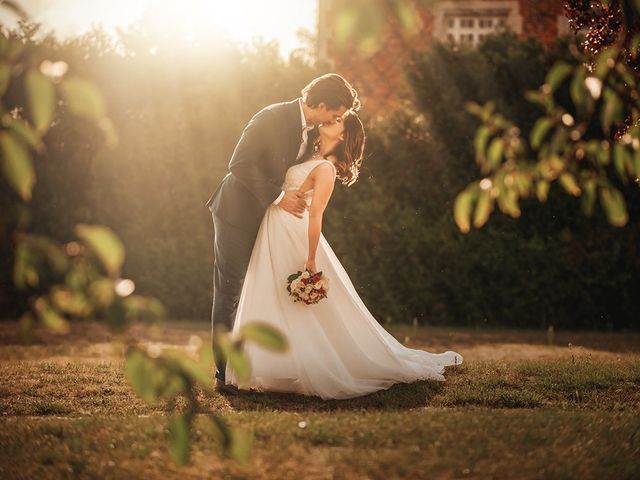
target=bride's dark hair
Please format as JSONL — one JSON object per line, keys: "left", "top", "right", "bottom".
{"left": 326, "top": 111, "right": 366, "bottom": 186}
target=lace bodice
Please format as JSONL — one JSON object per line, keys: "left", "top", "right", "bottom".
{"left": 281, "top": 159, "right": 337, "bottom": 204}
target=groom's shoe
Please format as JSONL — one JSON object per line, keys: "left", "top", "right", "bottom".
{"left": 215, "top": 378, "right": 240, "bottom": 395}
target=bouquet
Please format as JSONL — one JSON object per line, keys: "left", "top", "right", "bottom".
{"left": 286, "top": 269, "right": 329, "bottom": 305}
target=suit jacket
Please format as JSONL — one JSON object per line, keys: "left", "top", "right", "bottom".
{"left": 205, "top": 98, "right": 317, "bottom": 233}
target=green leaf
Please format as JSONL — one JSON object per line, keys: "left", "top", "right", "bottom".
{"left": 60, "top": 76, "right": 107, "bottom": 120}
{"left": 570, "top": 66, "right": 587, "bottom": 107}
{"left": 229, "top": 427, "right": 252, "bottom": 465}
{"left": 546, "top": 62, "right": 572, "bottom": 90}
{"left": 581, "top": 178, "right": 596, "bottom": 216}
{"left": 594, "top": 46, "right": 619, "bottom": 79}
{"left": 613, "top": 143, "right": 630, "bottom": 183}
{"left": 0, "top": 132, "right": 35, "bottom": 201}
{"left": 125, "top": 349, "right": 157, "bottom": 403}
{"left": 530, "top": 117, "right": 552, "bottom": 149}
{"left": 632, "top": 149, "right": 640, "bottom": 178}
{"left": 51, "top": 287, "right": 92, "bottom": 317}
{"left": 74, "top": 224, "right": 125, "bottom": 275}
{"left": 168, "top": 414, "right": 191, "bottom": 466}
{"left": 453, "top": 185, "right": 478, "bottom": 233}
{"left": 558, "top": 173, "right": 581, "bottom": 196}
{"left": 207, "top": 413, "right": 251, "bottom": 465}
{"left": 216, "top": 332, "right": 251, "bottom": 381}
{"left": 5, "top": 116, "right": 44, "bottom": 152}
{"left": 26, "top": 69, "right": 55, "bottom": 133}
{"left": 39, "top": 305, "right": 70, "bottom": 333}
{"left": 472, "top": 189, "right": 492, "bottom": 228}
{"left": 240, "top": 322, "right": 288, "bottom": 352}
{"left": 0, "top": 63, "right": 10, "bottom": 96}
{"left": 487, "top": 137, "right": 504, "bottom": 170}
{"left": 601, "top": 89, "right": 623, "bottom": 137}
{"left": 473, "top": 125, "right": 490, "bottom": 165}
{"left": 599, "top": 186, "right": 628, "bottom": 227}
{"left": 536, "top": 181, "right": 550, "bottom": 202}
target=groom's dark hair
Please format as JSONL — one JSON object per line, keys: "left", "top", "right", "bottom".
{"left": 301, "top": 73, "right": 360, "bottom": 112}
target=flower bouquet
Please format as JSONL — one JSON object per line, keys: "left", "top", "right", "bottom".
{"left": 286, "top": 269, "right": 329, "bottom": 305}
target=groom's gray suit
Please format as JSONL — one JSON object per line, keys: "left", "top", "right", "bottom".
{"left": 205, "top": 98, "right": 318, "bottom": 381}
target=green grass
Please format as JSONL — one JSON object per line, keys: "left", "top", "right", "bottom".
{"left": 0, "top": 320, "right": 638, "bottom": 479}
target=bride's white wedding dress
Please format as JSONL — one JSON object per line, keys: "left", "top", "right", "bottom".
{"left": 225, "top": 158, "right": 463, "bottom": 400}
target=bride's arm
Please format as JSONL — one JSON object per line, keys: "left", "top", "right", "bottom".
{"left": 305, "top": 163, "right": 336, "bottom": 273}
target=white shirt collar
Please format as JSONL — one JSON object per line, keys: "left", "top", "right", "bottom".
{"left": 298, "top": 98, "right": 314, "bottom": 131}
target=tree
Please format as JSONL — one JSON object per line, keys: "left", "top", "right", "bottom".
{"left": 454, "top": 0, "right": 640, "bottom": 232}
{"left": 0, "top": 11, "right": 287, "bottom": 467}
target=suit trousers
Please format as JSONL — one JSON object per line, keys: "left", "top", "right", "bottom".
{"left": 210, "top": 210, "right": 259, "bottom": 381}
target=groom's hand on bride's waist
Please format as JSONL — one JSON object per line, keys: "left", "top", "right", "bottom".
{"left": 278, "top": 191, "right": 307, "bottom": 218}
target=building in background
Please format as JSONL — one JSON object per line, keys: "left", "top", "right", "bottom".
{"left": 317, "top": 0, "right": 570, "bottom": 114}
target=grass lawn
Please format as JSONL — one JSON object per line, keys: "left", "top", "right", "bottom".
{"left": 0, "top": 320, "right": 638, "bottom": 479}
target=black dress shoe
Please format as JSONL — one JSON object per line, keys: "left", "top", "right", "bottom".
{"left": 215, "top": 378, "right": 240, "bottom": 395}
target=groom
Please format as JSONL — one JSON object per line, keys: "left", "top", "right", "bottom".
{"left": 205, "top": 73, "right": 360, "bottom": 393}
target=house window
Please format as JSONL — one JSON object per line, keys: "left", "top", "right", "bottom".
{"left": 460, "top": 18, "right": 474, "bottom": 28}
{"left": 444, "top": 12, "right": 510, "bottom": 47}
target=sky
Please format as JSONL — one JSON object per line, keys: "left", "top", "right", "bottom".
{"left": 0, "top": 0, "right": 318, "bottom": 57}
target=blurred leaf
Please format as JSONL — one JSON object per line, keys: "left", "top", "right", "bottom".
{"left": 18, "top": 312, "right": 34, "bottom": 343}
{"left": 473, "top": 125, "right": 490, "bottom": 165}
{"left": 75, "top": 224, "right": 124, "bottom": 275}
{"left": 546, "top": 62, "right": 572, "bottom": 90}
{"left": 0, "top": 36, "right": 24, "bottom": 62}
{"left": 240, "top": 322, "right": 288, "bottom": 352}
{"left": 453, "top": 185, "right": 478, "bottom": 233}
{"left": 487, "top": 137, "right": 504, "bottom": 170}
{"left": 26, "top": 69, "right": 55, "bottom": 133}
{"left": 633, "top": 149, "right": 640, "bottom": 177}
{"left": 392, "top": 0, "right": 419, "bottom": 35}
{"left": 601, "top": 89, "right": 623, "bottom": 136}
{"left": 594, "top": 46, "right": 619, "bottom": 79}
{"left": 60, "top": 76, "right": 107, "bottom": 120}
{"left": 51, "top": 287, "right": 92, "bottom": 316}
{"left": 599, "top": 186, "right": 628, "bottom": 226}
{"left": 216, "top": 332, "right": 251, "bottom": 381}
{"left": 497, "top": 188, "right": 521, "bottom": 218}
{"left": 558, "top": 173, "right": 581, "bottom": 196}
{"left": 0, "top": 132, "right": 35, "bottom": 201}
{"left": 570, "top": 66, "right": 587, "bottom": 107}
{"left": 530, "top": 117, "right": 552, "bottom": 149}
{"left": 4, "top": 116, "right": 44, "bottom": 153}
{"left": 536, "top": 181, "right": 550, "bottom": 202}
{"left": 581, "top": 178, "right": 597, "bottom": 216}
{"left": 166, "top": 349, "right": 211, "bottom": 388}
{"left": 472, "top": 189, "right": 492, "bottom": 228}
{"left": 229, "top": 427, "right": 252, "bottom": 465}
{"left": 168, "top": 414, "right": 191, "bottom": 466}
{"left": 207, "top": 414, "right": 233, "bottom": 452}
{"left": 87, "top": 278, "right": 115, "bottom": 308}
{"left": 613, "top": 143, "right": 630, "bottom": 183}
{"left": 0, "top": 62, "right": 10, "bottom": 96}
{"left": 39, "top": 305, "right": 70, "bottom": 333}
{"left": 125, "top": 349, "right": 158, "bottom": 403}
{"left": 207, "top": 413, "right": 251, "bottom": 465}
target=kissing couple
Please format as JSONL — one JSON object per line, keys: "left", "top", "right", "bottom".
{"left": 205, "top": 73, "right": 463, "bottom": 399}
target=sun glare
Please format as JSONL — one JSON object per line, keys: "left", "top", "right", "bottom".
{"left": 6, "top": 0, "right": 316, "bottom": 57}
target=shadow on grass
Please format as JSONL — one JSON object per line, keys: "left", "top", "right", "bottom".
{"left": 222, "top": 366, "right": 465, "bottom": 412}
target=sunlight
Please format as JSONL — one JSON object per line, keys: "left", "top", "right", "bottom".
{"left": 139, "top": 0, "right": 315, "bottom": 54}
{"left": 2, "top": 0, "right": 316, "bottom": 57}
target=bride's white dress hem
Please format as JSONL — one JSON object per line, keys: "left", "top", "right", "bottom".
{"left": 225, "top": 159, "right": 463, "bottom": 400}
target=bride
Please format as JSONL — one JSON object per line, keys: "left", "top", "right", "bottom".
{"left": 225, "top": 111, "right": 463, "bottom": 400}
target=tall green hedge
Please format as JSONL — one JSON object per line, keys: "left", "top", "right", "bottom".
{"left": 1, "top": 28, "right": 637, "bottom": 330}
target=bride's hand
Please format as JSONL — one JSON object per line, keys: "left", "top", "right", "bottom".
{"left": 304, "top": 259, "right": 317, "bottom": 274}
